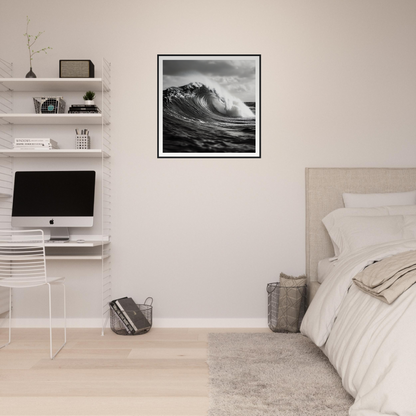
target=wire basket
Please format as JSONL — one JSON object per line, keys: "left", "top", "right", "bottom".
{"left": 267, "top": 282, "right": 307, "bottom": 333}
{"left": 110, "top": 297, "right": 153, "bottom": 336}
{"left": 33, "top": 96, "right": 66, "bottom": 114}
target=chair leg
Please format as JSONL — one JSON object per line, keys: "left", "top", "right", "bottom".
{"left": 62, "top": 283, "right": 67, "bottom": 344}
{"left": 0, "top": 288, "right": 12, "bottom": 349}
{"left": 47, "top": 283, "right": 67, "bottom": 360}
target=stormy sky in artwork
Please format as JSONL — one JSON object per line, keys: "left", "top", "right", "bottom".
{"left": 163, "top": 59, "right": 256, "bottom": 102}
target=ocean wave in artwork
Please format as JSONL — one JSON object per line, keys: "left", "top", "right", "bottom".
{"left": 163, "top": 82, "right": 256, "bottom": 153}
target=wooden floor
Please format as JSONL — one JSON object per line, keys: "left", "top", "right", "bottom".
{"left": 0, "top": 327, "right": 268, "bottom": 416}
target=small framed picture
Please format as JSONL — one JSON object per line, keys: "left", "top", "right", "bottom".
{"left": 157, "top": 54, "right": 261, "bottom": 158}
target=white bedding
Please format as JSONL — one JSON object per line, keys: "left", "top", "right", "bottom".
{"left": 317, "top": 257, "right": 336, "bottom": 283}
{"left": 301, "top": 239, "right": 416, "bottom": 415}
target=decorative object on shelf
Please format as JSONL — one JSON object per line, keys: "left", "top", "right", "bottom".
{"left": 14, "top": 138, "right": 58, "bottom": 150}
{"left": 33, "top": 96, "right": 66, "bottom": 114}
{"left": 68, "top": 104, "right": 101, "bottom": 114}
{"left": 75, "top": 129, "right": 90, "bottom": 149}
{"left": 59, "top": 60, "right": 95, "bottom": 78}
{"left": 83, "top": 91, "right": 95, "bottom": 105}
{"left": 157, "top": 54, "right": 261, "bottom": 158}
{"left": 25, "top": 68, "right": 36, "bottom": 79}
{"left": 23, "top": 16, "right": 52, "bottom": 78}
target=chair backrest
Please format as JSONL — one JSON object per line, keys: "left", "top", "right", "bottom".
{"left": 0, "top": 229, "right": 47, "bottom": 286}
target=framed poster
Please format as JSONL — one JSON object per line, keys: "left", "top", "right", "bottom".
{"left": 157, "top": 55, "right": 261, "bottom": 158}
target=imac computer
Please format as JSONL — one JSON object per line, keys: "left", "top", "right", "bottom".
{"left": 11, "top": 171, "right": 96, "bottom": 241}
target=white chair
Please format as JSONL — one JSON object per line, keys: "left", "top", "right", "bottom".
{"left": 0, "top": 229, "right": 66, "bottom": 359}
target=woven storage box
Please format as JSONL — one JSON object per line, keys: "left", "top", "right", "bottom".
{"left": 267, "top": 281, "right": 307, "bottom": 333}
{"left": 76, "top": 135, "right": 90, "bottom": 149}
{"left": 110, "top": 297, "right": 153, "bottom": 336}
{"left": 33, "top": 96, "right": 66, "bottom": 114}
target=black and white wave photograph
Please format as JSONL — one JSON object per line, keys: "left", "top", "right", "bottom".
{"left": 158, "top": 55, "right": 261, "bottom": 158}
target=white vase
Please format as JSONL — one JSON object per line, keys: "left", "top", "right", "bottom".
{"left": 84, "top": 100, "right": 94, "bottom": 105}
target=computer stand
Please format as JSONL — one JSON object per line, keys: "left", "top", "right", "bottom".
{"left": 50, "top": 228, "right": 70, "bottom": 241}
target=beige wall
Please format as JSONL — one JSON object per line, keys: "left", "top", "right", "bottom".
{"left": 1, "top": 0, "right": 416, "bottom": 325}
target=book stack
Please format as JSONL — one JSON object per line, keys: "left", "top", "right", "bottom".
{"left": 68, "top": 104, "right": 101, "bottom": 114}
{"left": 109, "top": 297, "right": 151, "bottom": 335}
{"left": 14, "top": 138, "right": 59, "bottom": 150}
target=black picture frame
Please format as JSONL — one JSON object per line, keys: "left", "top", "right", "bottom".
{"left": 157, "top": 54, "right": 261, "bottom": 158}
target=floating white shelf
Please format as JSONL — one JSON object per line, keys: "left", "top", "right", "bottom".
{"left": 0, "top": 113, "right": 104, "bottom": 125}
{"left": 1, "top": 240, "right": 110, "bottom": 248}
{"left": 46, "top": 254, "right": 110, "bottom": 261}
{"left": 44, "top": 240, "right": 110, "bottom": 248}
{"left": 0, "top": 149, "right": 110, "bottom": 158}
{"left": 0, "top": 78, "right": 109, "bottom": 92}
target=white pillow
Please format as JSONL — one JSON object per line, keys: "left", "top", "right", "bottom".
{"left": 322, "top": 205, "right": 416, "bottom": 256}
{"left": 324, "top": 215, "right": 416, "bottom": 258}
{"left": 343, "top": 190, "right": 416, "bottom": 208}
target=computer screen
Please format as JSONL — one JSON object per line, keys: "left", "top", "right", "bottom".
{"left": 12, "top": 171, "right": 96, "bottom": 234}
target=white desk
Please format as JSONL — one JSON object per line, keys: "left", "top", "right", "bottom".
{"left": 44, "top": 240, "right": 108, "bottom": 247}
{"left": 43, "top": 240, "right": 110, "bottom": 260}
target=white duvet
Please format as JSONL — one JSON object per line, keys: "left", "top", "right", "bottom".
{"left": 301, "top": 239, "right": 416, "bottom": 416}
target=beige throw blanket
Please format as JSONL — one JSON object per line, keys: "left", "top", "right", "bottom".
{"left": 353, "top": 250, "right": 416, "bottom": 304}
{"left": 276, "top": 273, "right": 307, "bottom": 332}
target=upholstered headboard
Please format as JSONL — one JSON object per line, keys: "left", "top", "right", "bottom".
{"left": 305, "top": 167, "right": 416, "bottom": 283}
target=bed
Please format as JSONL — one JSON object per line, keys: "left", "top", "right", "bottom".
{"left": 301, "top": 168, "right": 416, "bottom": 416}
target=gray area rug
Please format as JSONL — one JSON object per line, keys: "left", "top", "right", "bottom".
{"left": 207, "top": 333, "right": 354, "bottom": 416}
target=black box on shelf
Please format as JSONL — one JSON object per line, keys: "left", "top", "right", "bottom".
{"left": 59, "top": 60, "right": 95, "bottom": 78}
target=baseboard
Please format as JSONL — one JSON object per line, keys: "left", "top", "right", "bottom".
{"left": 0, "top": 318, "right": 105, "bottom": 328}
{"left": 152, "top": 318, "right": 268, "bottom": 328}
{"left": 0, "top": 318, "right": 268, "bottom": 328}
